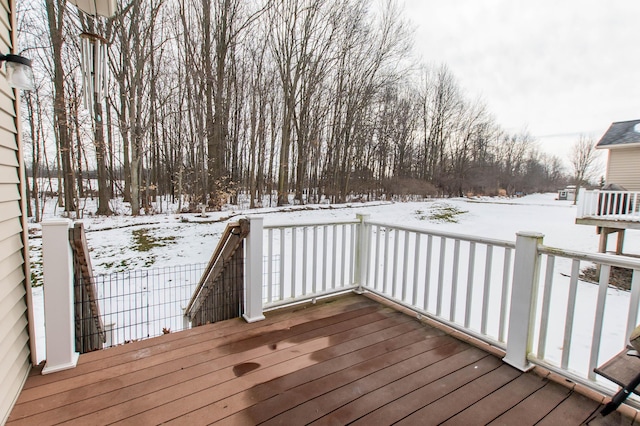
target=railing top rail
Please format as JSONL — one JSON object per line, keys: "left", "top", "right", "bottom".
{"left": 365, "top": 219, "right": 516, "bottom": 249}
{"left": 538, "top": 244, "right": 640, "bottom": 270}
{"left": 263, "top": 218, "right": 360, "bottom": 230}
{"left": 584, "top": 189, "right": 640, "bottom": 194}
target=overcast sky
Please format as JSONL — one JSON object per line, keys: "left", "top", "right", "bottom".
{"left": 401, "top": 0, "right": 640, "bottom": 164}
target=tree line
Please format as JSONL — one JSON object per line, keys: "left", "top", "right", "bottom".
{"left": 18, "top": 0, "right": 570, "bottom": 220}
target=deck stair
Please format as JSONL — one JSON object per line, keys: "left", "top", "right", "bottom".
{"left": 69, "top": 222, "right": 105, "bottom": 353}
{"left": 185, "top": 219, "right": 250, "bottom": 326}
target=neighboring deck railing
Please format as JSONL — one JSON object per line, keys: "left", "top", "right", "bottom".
{"left": 577, "top": 189, "right": 640, "bottom": 222}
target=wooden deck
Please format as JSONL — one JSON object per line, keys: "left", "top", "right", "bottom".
{"left": 8, "top": 294, "right": 637, "bottom": 425}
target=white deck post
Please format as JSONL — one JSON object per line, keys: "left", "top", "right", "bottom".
{"left": 576, "top": 188, "right": 587, "bottom": 218}
{"left": 503, "top": 231, "right": 544, "bottom": 371}
{"left": 244, "top": 216, "right": 265, "bottom": 323}
{"left": 354, "top": 214, "right": 371, "bottom": 292}
{"left": 41, "top": 219, "right": 80, "bottom": 374}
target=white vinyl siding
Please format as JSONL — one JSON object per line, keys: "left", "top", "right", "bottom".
{"left": 606, "top": 148, "right": 640, "bottom": 192}
{"left": 0, "top": 162, "right": 19, "bottom": 182}
{"left": 0, "top": 87, "right": 15, "bottom": 114}
{"left": 0, "top": 144, "right": 18, "bottom": 166}
{"left": 0, "top": 0, "right": 10, "bottom": 43}
{"left": 0, "top": 0, "right": 31, "bottom": 422}
{"left": 0, "top": 126, "right": 17, "bottom": 150}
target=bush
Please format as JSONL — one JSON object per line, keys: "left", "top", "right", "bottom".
{"left": 383, "top": 178, "right": 437, "bottom": 200}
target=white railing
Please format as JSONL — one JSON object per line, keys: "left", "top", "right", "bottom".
{"left": 529, "top": 247, "right": 640, "bottom": 392}
{"left": 261, "top": 217, "right": 361, "bottom": 309}
{"left": 41, "top": 213, "right": 640, "bottom": 400}
{"left": 362, "top": 220, "right": 515, "bottom": 349}
{"left": 243, "top": 214, "right": 640, "bottom": 399}
{"left": 577, "top": 189, "right": 640, "bottom": 221}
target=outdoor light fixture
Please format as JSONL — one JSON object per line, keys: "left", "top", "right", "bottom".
{"left": 0, "top": 53, "right": 34, "bottom": 91}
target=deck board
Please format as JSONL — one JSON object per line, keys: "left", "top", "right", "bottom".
{"left": 22, "top": 297, "right": 375, "bottom": 391}
{"left": 8, "top": 293, "right": 635, "bottom": 425}
{"left": 488, "top": 379, "right": 572, "bottom": 424}
{"left": 536, "top": 391, "right": 602, "bottom": 425}
{"left": 395, "top": 364, "right": 522, "bottom": 425}
{"left": 439, "top": 372, "right": 549, "bottom": 425}
{"left": 15, "top": 300, "right": 393, "bottom": 423}
{"left": 351, "top": 355, "right": 503, "bottom": 425}
{"left": 172, "top": 326, "right": 438, "bottom": 425}
{"left": 101, "top": 312, "right": 419, "bottom": 424}
{"left": 18, "top": 304, "right": 375, "bottom": 398}
{"left": 254, "top": 337, "right": 471, "bottom": 425}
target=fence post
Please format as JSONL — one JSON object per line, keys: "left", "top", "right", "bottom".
{"left": 243, "top": 216, "right": 265, "bottom": 323}
{"left": 503, "top": 231, "right": 544, "bottom": 371}
{"left": 104, "top": 323, "right": 115, "bottom": 348}
{"left": 41, "top": 219, "right": 80, "bottom": 374}
{"left": 354, "top": 214, "right": 371, "bottom": 293}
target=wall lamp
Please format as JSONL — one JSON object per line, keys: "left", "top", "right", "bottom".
{"left": 0, "top": 53, "right": 34, "bottom": 91}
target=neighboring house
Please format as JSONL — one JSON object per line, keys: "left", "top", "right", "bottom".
{"left": 0, "top": 0, "right": 34, "bottom": 423}
{"left": 596, "top": 119, "right": 640, "bottom": 191}
{"left": 575, "top": 119, "right": 640, "bottom": 256}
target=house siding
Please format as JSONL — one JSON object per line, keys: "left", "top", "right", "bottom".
{"left": 606, "top": 148, "right": 640, "bottom": 192}
{"left": 0, "top": 0, "right": 32, "bottom": 423}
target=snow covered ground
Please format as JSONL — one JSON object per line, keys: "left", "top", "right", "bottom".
{"left": 29, "top": 192, "right": 639, "bottom": 274}
{"left": 29, "top": 193, "right": 640, "bottom": 384}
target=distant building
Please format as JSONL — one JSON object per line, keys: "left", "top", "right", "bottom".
{"left": 596, "top": 119, "right": 640, "bottom": 191}
{"left": 558, "top": 185, "right": 576, "bottom": 201}
{"left": 575, "top": 119, "right": 640, "bottom": 257}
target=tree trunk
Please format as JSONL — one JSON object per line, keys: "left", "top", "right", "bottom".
{"left": 94, "top": 100, "right": 112, "bottom": 215}
{"left": 46, "top": 0, "right": 75, "bottom": 212}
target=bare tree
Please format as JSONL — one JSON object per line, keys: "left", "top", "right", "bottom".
{"left": 21, "top": 0, "right": 573, "bottom": 215}
{"left": 77, "top": 16, "right": 114, "bottom": 215}
{"left": 45, "top": 0, "right": 76, "bottom": 212}
{"left": 110, "top": 0, "right": 163, "bottom": 215}
{"left": 570, "top": 135, "right": 599, "bottom": 205}
{"left": 448, "top": 99, "right": 490, "bottom": 196}
{"left": 418, "top": 64, "right": 463, "bottom": 187}
{"left": 269, "top": 0, "right": 325, "bottom": 205}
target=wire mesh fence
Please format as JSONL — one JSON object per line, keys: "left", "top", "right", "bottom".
{"left": 75, "top": 263, "right": 206, "bottom": 350}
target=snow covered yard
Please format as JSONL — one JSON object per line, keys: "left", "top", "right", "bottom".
{"left": 28, "top": 192, "right": 640, "bottom": 276}
{"left": 29, "top": 193, "right": 640, "bottom": 385}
